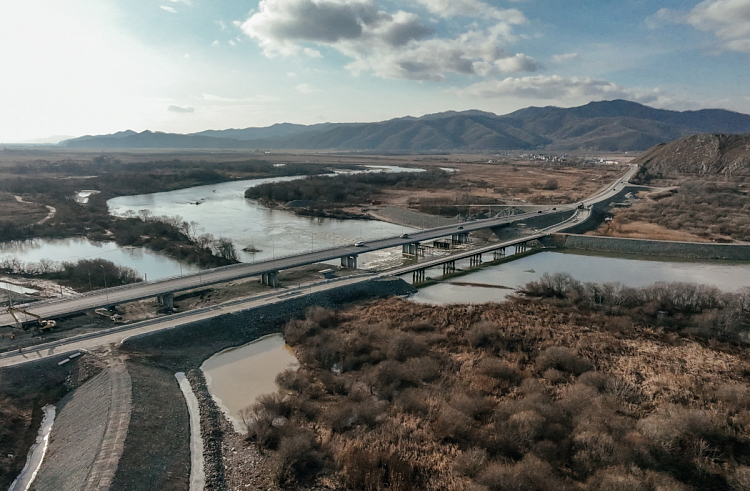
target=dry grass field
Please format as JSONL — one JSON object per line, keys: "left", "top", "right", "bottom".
{"left": 0, "top": 192, "right": 48, "bottom": 226}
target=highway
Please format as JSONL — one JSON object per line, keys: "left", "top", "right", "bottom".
{"left": 0, "top": 164, "right": 637, "bottom": 329}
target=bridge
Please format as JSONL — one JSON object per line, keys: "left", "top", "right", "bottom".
{"left": 0, "top": 164, "right": 638, "bottom": 328}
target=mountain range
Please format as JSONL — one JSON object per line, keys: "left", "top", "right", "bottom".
{"left": 633, "top": 133, "right": 750, "bottom": 176}
{"left": 61, "top": 100, "right": 750, "bottom": 152}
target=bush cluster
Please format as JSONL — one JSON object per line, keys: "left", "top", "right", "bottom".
{"left": 239, "top": 298, "right": 750, "bottom": 490}
{"left": 521, "top": 272, "right": 750, "bottom": 341}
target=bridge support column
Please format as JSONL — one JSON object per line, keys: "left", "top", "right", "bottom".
{"left": 261, "top": 271, "right": 279, "bottom": 287}
{"left": 157, "top": 292, "right": 174, "bottom": 310}
{"left": 469, "top": 254, "right": 483, "bottom": 267}
{"left": 442, "top": 260, "right": 455, "bottom": 275}
{"left": 402, "top": 242, "right": 420, "bottom": 257}
{"left": 340, "top": 255, "right": 358, "bottom": 269}
{"left": 516, "top": 242, "right": 527, "bottom": 253}
{"left": 412, "top": 269, "right": 426, "bottom": 284}
{"left": 493, "top": 247, "right": 506, "bottom": 260}
{"left": 451, "top": 232, "right": 469, "bottom": 245}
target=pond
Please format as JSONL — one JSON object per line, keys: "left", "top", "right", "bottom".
{"left": 406, "top": 250, "right": 750, "bottom": 305}
{"left": 201, "top": 333, "right": 299, "bottom": 433}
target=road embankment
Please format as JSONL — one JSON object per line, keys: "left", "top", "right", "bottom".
{"left": 553, "top": 233, "right": 750, "bottom": 261}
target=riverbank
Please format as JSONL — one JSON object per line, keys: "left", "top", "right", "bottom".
{"left": 553, "top": 233, "right": 750, "bottom": 260}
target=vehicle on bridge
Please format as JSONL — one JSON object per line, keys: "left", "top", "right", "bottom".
{"left": 354, "top": 241, "right": 365, "bottom": 247}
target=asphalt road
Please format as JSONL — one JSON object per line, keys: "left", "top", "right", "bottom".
{"left": 0, "top": 164, "right": 637, "bottom": 328}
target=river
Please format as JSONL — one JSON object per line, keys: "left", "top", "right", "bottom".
{"left": 1, "top": 166, "right": 418, "bottom": 278}
{"left": 406, "top": 250, "right": 750, "bottom": 305}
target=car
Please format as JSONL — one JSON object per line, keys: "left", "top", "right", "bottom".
{"left": 400, "top": 233, "right": 409, "bottom": 239}
{"left": 538, "top": 210, "right": 543, "bottom": 213}
{"left": 552, "top": 207, "right": 557, "bottom": 210}
{"left": 354, "top": 241, "right": 365, "bottom": 247}
{"left": 457, "top": 226, "right": 463, "bottom": 229}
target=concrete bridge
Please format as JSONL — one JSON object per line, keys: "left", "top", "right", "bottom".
{"left": 0, "top": 164, "right": 638, "bottom": 328}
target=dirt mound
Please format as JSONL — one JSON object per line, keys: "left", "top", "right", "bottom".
{"left": 634, "top": 133, "right": 750, "bottom": 177}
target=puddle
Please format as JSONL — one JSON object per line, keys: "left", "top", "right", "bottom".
{"left": 201, "top": 333, "right": 299, "bottom": 433}
{"left": 8, "top": 405, "right": 56, "bottom": 491}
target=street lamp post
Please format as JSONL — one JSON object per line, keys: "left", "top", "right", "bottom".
{"left": 100, "top": 265, "right": 109, "bottom": 304}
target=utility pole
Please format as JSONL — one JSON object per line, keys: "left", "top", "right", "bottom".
{"left": 100, "top": 265, "right": 109, "bottom": 304}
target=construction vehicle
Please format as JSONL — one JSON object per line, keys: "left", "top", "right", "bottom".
{"left": 6, "top": 307, "right": 57, "bottom": 332}
{"left": 95, "top": 308, "right": 123, "bottom": 322}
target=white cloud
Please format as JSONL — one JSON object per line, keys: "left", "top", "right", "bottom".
{"left": 648, "top": 1, "right": 750, "bottom": 52}
{"left": 168, "top": 104, "right": 195, "bottom": 113}
{"left": 551, "top": 52, "right": 579, "bottom": 63}
{"left": 168, "top": 0, "right": 192, "bottom": 4}
{"left": 295, "top": 83, "right": 319, "bottom": 93}
{"left": 458, "top": 75, "right": 667, "bottom": 105}
{"left": 414, "top": 0, "right": 526, "bottom": 22}
{"left": 201, "top": 93, "right": 279, "bottom": 104}
{"left": 211, "top": 40, "right": 219, "bottom": 47}
{"left": 160, "top": 5, "right": 178, "bottom": 14}
{"left": 303, "top": 47, "right": 322, "bottom": 58}
{"left": 240, "top": 0, "right": 536, "bottom": 81}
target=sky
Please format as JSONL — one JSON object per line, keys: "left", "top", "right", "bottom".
{"left": 2, "top": 0, "right": 750, "bottom": 142}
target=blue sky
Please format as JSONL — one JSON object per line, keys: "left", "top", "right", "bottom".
{"left": 2, "top": 0, "right": 750, "bottom": 142}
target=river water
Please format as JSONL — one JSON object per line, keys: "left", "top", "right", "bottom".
{"left": 407, "top": 250, "right": 750, "bottom": 305}
{"left": 201, "top": 334, "right": 298, "bottom": 433}
{"left": 1, "top": 166, "right": 418, "bottom": 278}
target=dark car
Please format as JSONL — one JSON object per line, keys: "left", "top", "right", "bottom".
{"left": 457, "top": 226, "right": 463, "bottom": 229}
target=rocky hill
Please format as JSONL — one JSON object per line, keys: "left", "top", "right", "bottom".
{"left": 633, "top": 133, "right": 750, "bottom": 176}
{"left": 62, "top": 100, "right": 750, "bottom": 152}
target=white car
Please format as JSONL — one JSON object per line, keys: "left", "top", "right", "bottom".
{"left": 354, "top": 241, "right": 365, "bottom": 247}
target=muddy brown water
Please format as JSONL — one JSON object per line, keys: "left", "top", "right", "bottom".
{"left": 201, "top": 333, "right": 299, "bottom": 433}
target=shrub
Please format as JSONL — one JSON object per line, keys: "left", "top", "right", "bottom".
{"left": 466, "top": 321, "right": 503, "bottom": 349}
{"left": 454, "top": 448, "right": 488, "bottom": 478}
{"left": 272, "top": 430, "right": 324, "bottom": 485}
{"left": 476, "top": 357, "right": 521, "bottom": 384}
{"left": 387, "top": 333, "right": 428, "bottom": 362}
{"left": 477, "top": 454, "right": 566, "bottom": 491}
{"left": 537, "top": 346, "right": 592, "bottom": 376}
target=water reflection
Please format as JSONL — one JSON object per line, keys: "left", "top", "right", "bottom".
{"left": 407, "top": 250, "right": 750, "bottom": 305}
{"left": 0, "top": 238, "right": 198, "bottom": 281}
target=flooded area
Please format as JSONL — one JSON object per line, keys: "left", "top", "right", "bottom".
{"left": 407, "top": 250, "right": 750, "bottom": 305}
{"left": 201, "top": 333, "right": 298, "bottom": 433}
{"left": 8, "top": 405, "right": 56, "bottom": 491}
{"left": 0, "top": 237, "right": 199, "bottom": 281}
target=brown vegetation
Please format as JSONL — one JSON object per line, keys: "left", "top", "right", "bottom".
{"left": 593, "top": 181, "right": 750, "bottom": 242}
{"left": 236, "top": 294, "right": 750, "bottom": 490}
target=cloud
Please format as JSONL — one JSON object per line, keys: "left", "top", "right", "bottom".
{"left": 551, "top": 52, "right": 579, "bottom": 63}
{"left": 648, "top": 1, "right": 750, "bottom": 53}
{"left": 168, "top": 104, "right": 194, "bottom": 113}
{"left": 414, "top": 0, "right": 526, "bottom": 22}
{"left": 201, "top": 93, "right": 279, "bottom": 103}
{"left": 160, "top": 5, "right": 177, "bottom": 14}
{"left": 168, "top": 0, "right": 192, "bottom": 4}
{"left": 295, "top": 83, "right": 319, "bottom": 93}
{"left": 458, "top": 75, "right": 667, "bottom": 104}
{"left": 241, "top": 0, "right": 536, "bottom": 81}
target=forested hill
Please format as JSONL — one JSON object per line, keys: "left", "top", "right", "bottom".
{"left": 62, "top": 100, "right": 750, "bottom": 152}
{"left": 633, "top": 133, "right": 750, "bottom": 176}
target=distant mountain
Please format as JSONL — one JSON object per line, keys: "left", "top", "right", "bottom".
{"left": 61, "top": 100, "right": 750, "bottom": 152}
{"left": 633, "top": 133, "right": 750, "bottom": 176}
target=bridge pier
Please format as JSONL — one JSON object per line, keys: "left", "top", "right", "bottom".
{"left": 451, "top": 232, "right": 469, "bottom": 245}
{"left": 412, "top": 269, "right": 426, "bottom": 284}
{"left": 157, "top": 292, "right": 174, "bottom": 310}
{"left": 340, "top": 255, "right": 358, "bottom": 269}
{"left": 442, "top": 260, "right": 456, "bottom": 275}
{"left": 402, "top": 242, "right": 422, "bottom": 257}
{"left": 493, "top": 247, "right": 506, "bottom": 260}
{"left": 261, "top": 271, "right": 280, "bottom": 287}
{"left": 516, "top": 242, "right": 527, "bottom": 253}
{"left": 469, "top": 254, "right": 483, "bottom": 267}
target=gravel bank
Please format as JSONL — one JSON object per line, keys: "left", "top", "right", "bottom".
{"left": 186, "top": 370, "right": 226, "bottom": 491}
{"left": 33, "top": 362, "right": 131, "bottom": 491}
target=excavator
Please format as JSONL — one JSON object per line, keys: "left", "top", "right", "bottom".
{"left": 6, "top": 307, "right": 57, "bottom": 332}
